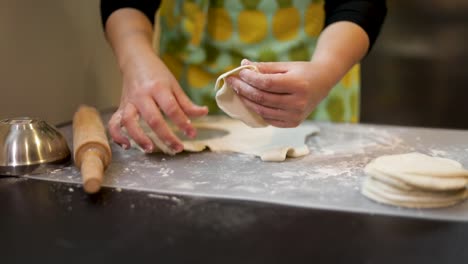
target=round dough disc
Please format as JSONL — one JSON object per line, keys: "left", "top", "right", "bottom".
{"left": 362, "top": 177, "right": 468, "bottom": 208}
{"left": 366, "top": 162, "right": 468, "bottom": 191}
{"left": 372, "top": 152, "right": 468, "bottom": 177}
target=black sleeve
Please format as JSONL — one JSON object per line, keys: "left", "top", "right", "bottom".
{"left": 100, "top": 0, "right": 162, "bottom": 28}
{"left": 324, "top": 0, "right": 387, "bottom": 51}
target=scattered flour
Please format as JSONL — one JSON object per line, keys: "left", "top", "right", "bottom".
{"left": 148, "top": 193, "right": 171, "bottom": 200}
{"left": 147, "top": 193, "right": 184, "bottom": 205}
{"left": 158, "top": 167, "right": 174, "bottom": 177}
{"left": 429, "top": 149, "right": 448, "bottom": 157}
{"left": 232, "top": 185, "right": 265, "bottom": 193}
{"left": 313, "top": 124, "right": 403, "bottom": 156}
{"left": 173, "top": 181, "right": 195, "bottom": 190}
{"left": 272, "top": 171, "right": 298, "bottom": 179}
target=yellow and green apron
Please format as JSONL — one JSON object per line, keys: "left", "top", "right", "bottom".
{"left": 156, "top": 0, "right": 360, "bottom": 122}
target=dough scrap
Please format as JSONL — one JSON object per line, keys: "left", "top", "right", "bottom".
{"left": 136, "top": 116, "right": 319, "bottom": 162}
{"left": 361, "top": 152, "right": 468, "bottom": 208}
{"left": 214, "top": 65, "right": 268, "bottom": 128}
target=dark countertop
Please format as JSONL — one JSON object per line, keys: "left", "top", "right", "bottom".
{"left": 2, "top": 177, "right": 468, "bottom": 264}
{"left": 1, "top": 114, "right": 468, "bottom": 263}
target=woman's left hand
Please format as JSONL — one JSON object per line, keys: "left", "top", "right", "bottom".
{"left": 226, "top": 59, "right": 338, "bottom": 128}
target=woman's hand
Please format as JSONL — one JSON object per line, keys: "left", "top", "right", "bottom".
{"left": 108, "top": 54, "right": 208, "bottom": 153}
{"left": 225, "top": 21, "right": 370, "bottom": 127}
{"left": 104, "top": 8, "right": 208, "bottom": 153}
{"left": 226, "top": 59, "right": 336, "bottom": 127}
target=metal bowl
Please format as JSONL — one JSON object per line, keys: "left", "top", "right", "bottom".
{"left": 0, "top": 117, "right": 71, "bottom": 176}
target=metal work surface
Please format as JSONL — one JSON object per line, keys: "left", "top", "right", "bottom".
{"left": 27, "top": 116, "right": 468, "bottom": 222}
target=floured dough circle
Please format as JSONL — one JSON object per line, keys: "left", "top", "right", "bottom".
{"left": 362, "top": 177, "right": 468, "bottom": 208}
{"left": 366, "top": 160, "right": 468, "bottom": 191}
{"left": 372, "top": 152, "right": 468, "bottom": 177}
{"left": 364, "top": 163, "right": 414, "bottom": 191}
{"left": 215, "top": 65, "right": 268, "bottom": 128}
{"left": 361, "top": 152, "right": 468, "bottom": 208}
{"left": 134, "top": 116, "right": 319, "bottom": 162}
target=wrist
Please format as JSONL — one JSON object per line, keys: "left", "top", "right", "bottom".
{"left": 307, "top": 59, "right": 345, "bottom": 90}
{"left": 117, "top": 34, "right": 156, "bottom": 73}
{"left": 309, "top": 21, "right": 368, "bottom": 87}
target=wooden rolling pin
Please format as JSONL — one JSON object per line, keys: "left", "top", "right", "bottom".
{"left": 73, "top": 105, "right": 112, "bottom": 194}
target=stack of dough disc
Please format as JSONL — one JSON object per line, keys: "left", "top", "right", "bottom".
{"left": 362, "top": 152, "right": 468, "bottom": 208}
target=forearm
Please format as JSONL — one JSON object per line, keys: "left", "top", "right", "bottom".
{"left": 324, "top": 0, "right": 387, "bottom": 51}
{"left": 105, "top": 8, "right": 156, "bottom": 72}
{"left": 311, "top": 21, "right": 369, "bottom": 86}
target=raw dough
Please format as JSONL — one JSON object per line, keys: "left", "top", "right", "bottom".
{"left": 361, "top": 152, "right": 468, "bottom": 208}
{"left": 362, "top": 177, "right": 468, "bottom": 208}
{"left": 365, "top": 160, "right": 468, "bottom": 191}
{"left": 364, "top": 162, "right": 414, "bottom": 191}
{"left": 371, "top": 152, "right": 468, "bottom": 177}
{"left": 215, "top": 65, "right": 268, "bottom": 128}
{"left": 362, "top": 184, "right": 468, "bottom": 209}
{"left": 136, "top": 116, "right": 319, "bottom": 162}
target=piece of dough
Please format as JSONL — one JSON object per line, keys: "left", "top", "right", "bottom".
{"left": 362, "top": 177, "right": 468, "bottom": 207}
{"left": 377, "top": 168, "right": 467, "bottom": 191}
{"left": 361, "top": 152, "right": 468, "bottom": 208}
{"left": 364, "top": 162, "right": 414, "bottom": 191}
{"left": 361, "top": 183, "right": 467, "bottom": 208}
{"left": 214, "top": 65, "right": 268, "bottom": 128}
{"left": 136, "top": 116, "right": 319, "bottom": 162}
{"left": 372, "top": 152, "right": 468, "bottom": 177}
{"left": 366, "top": 160, "right": 468, "bottom": 191}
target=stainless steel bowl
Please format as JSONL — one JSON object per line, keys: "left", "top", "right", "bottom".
{"left": 0, "top": 117, "right": 71, "bottom": 176}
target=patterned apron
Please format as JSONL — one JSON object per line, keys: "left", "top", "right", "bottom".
{"left": 156, "top": 0, "right": 360, "bottom": 122}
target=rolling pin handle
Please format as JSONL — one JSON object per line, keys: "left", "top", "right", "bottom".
{"left": 80, "top": 148, "right": 105, "bottom": 194}
{"left": 73, "top": 105, "right": 111, "bottom": 194}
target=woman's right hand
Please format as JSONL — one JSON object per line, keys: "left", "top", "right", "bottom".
{"left": 104, "top": 8, "right": 208, "bottom": 153}
{"left": 108, "top": 53, "right": 208, "bottom": 153}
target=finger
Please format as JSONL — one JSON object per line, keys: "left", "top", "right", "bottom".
{"left": 154, "top": 88, "right": 197, "bottom": 139}
{"left": 227, "top": 76, "right": 288, "bottom": 110}
{"left": 120, "top": 103, "right": 155, "bottom": 153}
{"left": 239, "top": 95, "right": 292, "bottom": 122}
{"left": 138, "top": 97, "right": 184, "bottom": 153}
{"left": 172, "top": 82, "right": 208, "bottom": 118}
{"left": 239, "top": 69, "right": 292, "bottom": 94}
{"left": 108, "top": 110, "right": 131, "bottom": 149}
{"left": 240, "top": 96, "right": 303, "bottom": 127}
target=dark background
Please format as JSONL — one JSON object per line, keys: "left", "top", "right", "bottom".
{"left": 361, "top": 0, "right": 468, "bottom": 129}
